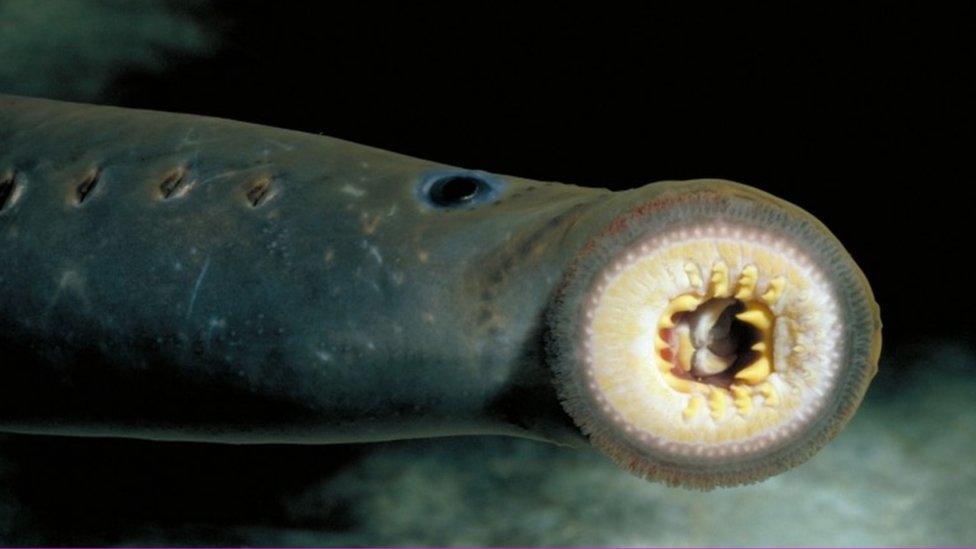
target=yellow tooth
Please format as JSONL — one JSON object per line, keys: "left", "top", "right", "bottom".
{"left": 709, "top": 262, "right": 730, "bottom": 297}
{"left": 735, "top": 357, "right": 771, "bottom": 384}
{"left": 660, "top": 294, "right": 704, "bottom": 328}
{"left": 708, "top": 387, "right": 729, "bottom": 420}
{"left": 684, "top": 262, "right": 703, "bottom": 289}
{"left": 759, "top": 382, "right": 780, "bottom": 406}
{"left": 751, "top": 342, "right": 767, "bottom": 352}
{"left": 734, "top": 265, "right": 758, "bottom": 300}
{"left": 670, "top": 294, "right": 705, "bottom": 313}
{"left": 730, "top": 384, "right": 753, "bottom": 415}
{"left": 761, "top": 276, "right": 786, "bottom": 305}
{"left": 676, "top": 328, "right": 695, "bottom": 372}
{"left": 736, "top": 308, "right": 772, "bottom": 331}
{"left": 663, "top": 372, "right": 696, "bottom": 393}
{"left": 683, "top": 395, "right": 704, "bottom": 421}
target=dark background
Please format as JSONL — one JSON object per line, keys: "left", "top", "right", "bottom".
{"left": 1, "top": 2, "right": 974, "bottom": 545}
{"left": 103, "top": 2, "right": 974, "bottom": 349}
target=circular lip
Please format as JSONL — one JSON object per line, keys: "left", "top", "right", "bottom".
{"left": 545, "top": 180, "right": 881, "bottom": 487}
{"left": 579, "top": 222, "right": 844, "bottom": 460}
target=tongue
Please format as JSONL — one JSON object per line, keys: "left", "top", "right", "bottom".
{"left": 688, "top": 298, "right": 739, "bottom": 377}
{"left": 692, "top": 347, "right": 736, "bottom": 376}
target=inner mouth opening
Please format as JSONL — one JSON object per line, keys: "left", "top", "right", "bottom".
{"left": 653, "top": 261, "right": 784, "bottom": 420}
{"left": 667, "top": 298, "right": 763, "bottom": 389}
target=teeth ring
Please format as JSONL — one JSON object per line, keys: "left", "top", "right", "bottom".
{"left": 578, "top": 221, "right": 847, "bottom": 456}
{"left": 656, "top": 262, "right": 783, "bottom": 421}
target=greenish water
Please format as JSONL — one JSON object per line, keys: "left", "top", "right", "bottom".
{"left": 0, "top": 0, "right": 209, "bottom": 101}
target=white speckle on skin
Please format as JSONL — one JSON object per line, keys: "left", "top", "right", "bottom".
{"left": 46, "top": 269, "right": 91, "bottom": 312}
{"left": 265, "top": 139, "right": 296, "bottom": 151}
{"left": 341, "top": 184, "right": 366, "bottom": 198}
{"left": 204, "top": 317, "right": 226, "bottom": 349}
{"left": 316, "top": 350, "right": 334, "bottom": 363}
{"left": 369, "top": 246, "right": 383, "bottom": 265}
{"left": 58, "top": 270, "right": 82, "bottom": 290}
{"left": 185, "top": 255, "right": 211, "bottom": 320}
{"left": 177, "top": 127, "right": 199, "bottom": 149}
{"left": 196, "top": 171, "right": 238, "bottom": 186}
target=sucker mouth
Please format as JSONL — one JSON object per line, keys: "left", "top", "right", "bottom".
{"left": 546, "top": 181, "right": 881, "bottom": 488}
{"left": 576, "top": 222, "right": 843, "bottom": 454}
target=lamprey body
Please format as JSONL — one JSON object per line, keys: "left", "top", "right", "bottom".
{"left": 0, "top": 95, "right": 881, "bottom": 487}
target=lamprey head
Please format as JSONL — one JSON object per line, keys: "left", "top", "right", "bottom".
{"left": 547, "top": 180, "right": 881, "bottom": 488}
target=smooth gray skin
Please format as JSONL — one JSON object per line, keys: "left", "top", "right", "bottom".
{"left": 0, "top": 94, "right": 667, "bottom": 447}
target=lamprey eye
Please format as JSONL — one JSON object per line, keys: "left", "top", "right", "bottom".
{"left": 547, "top": 181, "right": 881, "bottom": 488}
{"left": 417, "top": 170, "right": 503, "bottom": 209}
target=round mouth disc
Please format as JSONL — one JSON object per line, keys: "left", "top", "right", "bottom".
{"left": 547, "top": 180, "right": 881, "bottom": 488}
